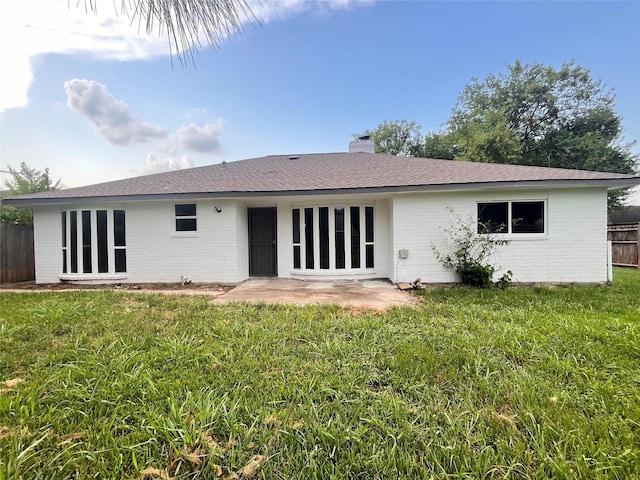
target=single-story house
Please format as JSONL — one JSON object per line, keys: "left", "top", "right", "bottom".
{"left": 5, "top": 138, "right": 640, "bottom": 285}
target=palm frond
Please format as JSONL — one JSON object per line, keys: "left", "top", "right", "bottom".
{"left": 78, "top": 0, "right": 259, "bottom": 65}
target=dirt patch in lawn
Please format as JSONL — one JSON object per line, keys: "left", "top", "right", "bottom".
{"left": 0, "top": 278, "right": 416, "bottom": 309}
{"left": 0, "top": 281, "right": 233, "bottom": 294}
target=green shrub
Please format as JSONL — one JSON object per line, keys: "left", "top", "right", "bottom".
{"left": 459, "top": 263, "right": 495, "bottom": 288}
{"left": 496, "top": 270, "right": 513, "bottom": 289}
{"left": 433, "top": 209, "right": 511, "bottom": 288}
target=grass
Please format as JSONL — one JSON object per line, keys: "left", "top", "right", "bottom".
{"left": 1, "top": 268, "right": 639, "bottom": 479}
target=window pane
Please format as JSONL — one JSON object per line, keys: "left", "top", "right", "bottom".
{"left": 305, "top": 208, "right": 314, "bottom": 269}
{"left": 365, "top": 206, "right": 374, "bottom": 243}
{"left": 70, "top": 211, "right": 77, "bottom": 273}
{"left": 350, "top": 206, "right": 360, "bottom": 268}
{"left": 366, "top": 244, "right": 374, "bottom": 268}
{"left": 114, "top": 210, "right": 126, "bottom": 246}
{"left": 61, "top": 211, "right": 67, "bottom": 274}
{"left": 176, "top": 218, "right": 197, "bottom": 231}
{"left": 512, "top": 201, "right": 544, "bottom": 233}
{"left": 82, "top": 210, "right": 92, "bottom": 273}
{"left": 97, "top": 210, "right": 108, "bottom": 273}
{"left": 292, "top": 209, "right": 300, "bottom": 244}
{"left": 319, "top": 207, "right": 329, "bottom": 269}
{"left": 61, "top": 212, "right": 67, "bottom": 247}
{"left": 175, "top": 204, "right": 196, "bottom": 216}
{"left": 335, "top": 207, "right": 345, "bottom": 269}
{"left": 293, "top": 245, "right": 301, "bottom": 269}
{"left": 115, "top": 249, "right": 127, "bottom": 273}
{"left": 478, "top": 202, "right": 508, "bottom": 234}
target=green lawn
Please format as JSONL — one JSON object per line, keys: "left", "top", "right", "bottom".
{"left": 1, "top": 269, "right": 639, "bottom": 479}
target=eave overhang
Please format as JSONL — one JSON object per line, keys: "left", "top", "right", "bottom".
{"left": 3, "top": 177, "right": 639, "bottom": 206}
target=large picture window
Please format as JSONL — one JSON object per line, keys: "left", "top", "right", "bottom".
{"left": 292, "top": 205, "right": 374, "bottom": 272}
{"left": 61, "top": 209, "right": 126, "bottom": 275}
{"left": 478, "top": 201, "right": 545, "bottom": 234}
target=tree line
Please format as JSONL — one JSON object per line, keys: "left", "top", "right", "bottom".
{"left": 358, "top": 61, "right": 638, "bottom": 211}
{"left": 0, "top": 163, "right": 60, "bottom": 224}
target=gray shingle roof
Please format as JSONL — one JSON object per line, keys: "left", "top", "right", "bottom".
{"left": 5, "top": 152, "right": 640, "bottom": 205}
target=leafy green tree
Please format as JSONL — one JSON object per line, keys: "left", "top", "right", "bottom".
{"left": 441, "top": 61, "right": 638, "bottom": 210}
{"left": 417, "top": 131, "right": 457, "bottom": 160}
{"left": 358, "top": 120, "right": 423, "bottom": 156}
{"left": 359, "top": 62, "right": 637, "bottom": 209}
{"left": 0, "top": 163, "right": 60, "bottom": 224}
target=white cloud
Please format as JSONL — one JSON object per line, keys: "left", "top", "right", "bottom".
{"left": 64, "top": 77, "right": 226, "bottom": 157}
{"left": 0, "top": 0, "right": 374, "bottom": 112}
{"left": 143, "top": 153, "right": 195, "bottom": 173}
{"left": 64, "top": 79, "right": 169, "bottom": 145}
{"left": 249, "top": 0, "right": 374, "bottom": 22}
{"left": 178, "top": 121, "right": 224, "bottom": 153}
{"left": 0, "top": 1, "right": 166, "bottom": 112}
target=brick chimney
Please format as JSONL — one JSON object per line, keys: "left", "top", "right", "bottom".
{"left": 348, "top": 135, "right": 375, "bottom": 153}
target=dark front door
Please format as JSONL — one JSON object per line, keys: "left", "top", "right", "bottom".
{"left": 248, "top": 208, "right": 277, "bottom": 276}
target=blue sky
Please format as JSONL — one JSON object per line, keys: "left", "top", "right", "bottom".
{"left": 1, "top": 0, "right": 639, "bottom": 201}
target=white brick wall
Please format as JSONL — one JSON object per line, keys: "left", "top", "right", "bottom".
{"left": 31, "top": 187, "right": 609, "bottom": 285}
{"left": 391, "top": 187, "right": 609, "bottom": 284}
{"left": 126, "top": 199, "right": 246, "bottom": 283}
{"left": 33, "top": 199, "right": 249, "bottom": 284}
{"left": 33, "top": 205, "right": 63, "bottom": 283}
{"left": 233, "top": 202, "right": 249, "bottom": 281}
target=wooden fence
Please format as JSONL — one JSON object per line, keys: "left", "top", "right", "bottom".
{"left": 608, "top": 224, "right": 640, "bottom": 268}
{"left": 0, "top": 223, "right": 35, "bottom": 283}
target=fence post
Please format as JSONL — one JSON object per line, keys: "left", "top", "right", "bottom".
{"left": 607, "top": 240, "right": 613, "bottom": 283}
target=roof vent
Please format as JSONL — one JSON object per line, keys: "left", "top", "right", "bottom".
{"left": 289, "top": 155, "right": 300, "bottom": 160}
{"left": 349, "top": 135, "right": 375, "bottom": 153}
{"left": 222, "top": 161, "right": 227, "bottom": 167}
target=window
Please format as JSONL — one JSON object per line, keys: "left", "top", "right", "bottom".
{"left": 292, "top": 209, "right": 301, "bottom": 269}
{"left": 61, "top": 209, "right": 126, "bottom": 275}
{"left": 319, "top": 207, "right": 329, "bottom": 269}
{"left": 114, "top": 210, "right": 127, "bottom": 272}
{"left": 304, "top": 208, "right": 314, "bottom": 269}
{"left": 292, "top": 205, "right": 374, "bottom": 272}
{"left": 175, "top": 204, "right": 197, "bottom": 232}
{"left": 365, "top": 206, "right": 374, "bottom": 268}
{"left": 512, "top": 202, "right": 545, "bottom": 233}
{"left": 335, "top": 207, "right": 345, "bottom": 269}
{"left": 70, "top": 211, "right": 78, "bottom": 273}
{"left": 61, "top": 212, "right": 67, "bottom": 274}
{"left": 82, "top": 211, "right": 92, "bottom": 273}
{"left": 97, "top": 210, "right": 108, "bottom": 273}
{"left": 350, "top": 206, "right": 360, "bottom": 268}
{"left": 478, "top": 202, "right": 508, "bottom": 233}
{"left": 478, "top": 201, "right": 545, "bottom": 234}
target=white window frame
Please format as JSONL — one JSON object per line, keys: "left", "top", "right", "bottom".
{"left": 477, "top": 200, "right": 547, "bottom": 238}
{"left": 292, "top": 203, "right": 376, "bottom": 274}
{"left": 59, "top": 208, "right": 128, "bottom": 280}
{"left": 173, "top": 203, "right": 198, "bottom": 236}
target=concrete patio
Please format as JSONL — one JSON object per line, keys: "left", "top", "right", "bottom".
{"left": 0, "top": 278, "right": 417, "bottom": 310}
{"left": 215, "top": 278, "right": 417, "bottom": 309}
